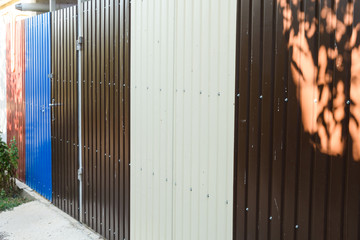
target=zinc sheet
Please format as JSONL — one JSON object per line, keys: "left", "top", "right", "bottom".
{"left": 131, "top": 0, "right": 237, "bottom": 239}
{"left": 6, "top": 20, "right": 26, "bottom": 182}
{"left": 25, "top": 13, "right": 52, "bottom": 201}
{"left": 51, "top": 6, "right": 79, "bottom": 220}
{"left": 80, "top": 1, "right": 130, "bottom": 239}
{"left": 233, "top": 0, "right": 360, "bottom": 239}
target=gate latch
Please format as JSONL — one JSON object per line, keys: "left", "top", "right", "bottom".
{"left": 49, "top": 99, "right": 61, "bottom": 107}
{"left": 77, "top": 36, "right": 83, "bottom": 51}
{"left": 78, "top": 167, "right": 83, "bottom": 181}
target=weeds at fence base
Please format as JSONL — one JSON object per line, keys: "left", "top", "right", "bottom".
{"left": 0, "top": 188, "right": 30, "bottom": 212}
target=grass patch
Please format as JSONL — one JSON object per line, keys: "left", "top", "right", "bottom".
{"left": 0, "top": 190, "right": 30, "bottom": 212}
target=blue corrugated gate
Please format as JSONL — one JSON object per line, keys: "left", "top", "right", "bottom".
{"left": 25, "top": 13, "right": 52, "bottom": 201}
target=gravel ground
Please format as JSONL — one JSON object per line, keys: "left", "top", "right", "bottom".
{"left": 0, "top": 181, "right": 102, "bottom": 240}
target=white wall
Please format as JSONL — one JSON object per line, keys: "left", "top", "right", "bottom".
{"left": 131, "top": 0, "right": 238, "bottom": 239}
{"left": 0, "top": 15, "right": 7, "bottom": 142}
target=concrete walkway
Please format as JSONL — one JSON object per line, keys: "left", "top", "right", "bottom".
{"left": 0, "top": 181, "right": 102, "bottom": 240}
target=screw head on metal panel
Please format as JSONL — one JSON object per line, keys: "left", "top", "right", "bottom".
{"left": 295, "top": 225, "right": 299, "bottom": 229}
{"left": 226, "top": 200, "right": 229, "bottom": 204}
{"left": 47, "top": 73, "right": 54, "bottom": 79}
{"left": 269, "top": 216, "right": 272, "bottom": 220}
{"left": 246, "top": 208, "right": 249, "bottom": 211}
{"left": 237, "top": 93, "right": 240, "bottom": 97}
{"left": 259, "top": 95, "right": 263, "bottom": 99}
{"left": 285, "top": 98, "right": 288, "bottom": 102}
{"left": 207, "top": 194, "right": 210, "bottom": 198}
{"left": 347, "top": 100, "right": 350, "bottom": 105}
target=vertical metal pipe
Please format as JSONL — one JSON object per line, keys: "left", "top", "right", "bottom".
{"left": 77, "top": 0, "right": 83, "bottom": 223}
{"left": 50, "top": 0, "right": 56, "bottom": 11}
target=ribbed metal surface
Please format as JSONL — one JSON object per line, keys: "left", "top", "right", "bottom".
{"left": 81, "top": 0, "right": 130, "bottom": 239}
{"left": 51, "top": 6, "right": 79, "bottom": 220}
{"left": 6, "top": 20, "right": 26, "bottom": 182}
{"left": 233, "top": 0, "right": 360, "bottom": 239}
{"left": 131, "top": 0, "right": 175, "bottom": 239}
{"left": 131, "top": 0, "right": 237, "bottom": 239}
{"left": 25, "top": 13, "right": 52, "bottom": 201}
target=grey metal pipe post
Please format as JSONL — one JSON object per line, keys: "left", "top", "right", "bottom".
{"left": 77, "top": 0, "right": 83, "bottom": 223}
{"left": 49, "top": 0, "right": 56, "bottom": 11}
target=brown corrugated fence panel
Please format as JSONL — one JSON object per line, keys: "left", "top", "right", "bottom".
{"left": 81, "top": 0, "right": 130, "bottom": 239}
{"left": 6, "top": 21, "right": 26, "bottom": 182}
{"left": 233, "top": 0, "right": 360, "bottom": 239}
{"left": 51, "top": 6, "right": 79, "bottom": 220}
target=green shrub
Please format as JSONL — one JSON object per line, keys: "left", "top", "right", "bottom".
{"left": 0, "top": 134, "right": 19, "bottom": 195}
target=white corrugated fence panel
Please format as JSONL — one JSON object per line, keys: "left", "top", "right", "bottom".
{"left": 131, "top": 0, "right": 175, "bottom": 239}
{"left": 131, "top": 0, "right": 237, "bottom": 239}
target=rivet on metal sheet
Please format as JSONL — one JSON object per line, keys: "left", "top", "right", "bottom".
{"left": 207, "top": 194, "right": 210, "bottom": 198}
{"left": 246, "top": 208, "right": 249, "bottom": 211}
{"left": 347, "top": 100, "right": 350, "bottom": 105}
{"left": 295, "top": 225, "right": 299, "bottom": 229}
{"left": 259, "top": 95, "right": 263, "bottom": 99}
{"left": 285, "top": 98, "right": 288, "bottom": 102}
{"left": 226, "top": 200, "right": 229, "bottom": 204}
{"left": 269, "top": 216, "right": 272, "bottom": 220}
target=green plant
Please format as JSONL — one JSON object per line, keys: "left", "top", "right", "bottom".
{"left": 0, "top": 135, "right": 19, "bottom": 195}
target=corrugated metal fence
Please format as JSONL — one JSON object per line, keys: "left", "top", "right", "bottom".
{"left": 6, "top": 20, "right": 26, "bottom": 182}
{"left": 131, "top": 0, "right": 237, "bottom": 239}
{"left": 51, "top": 6, "right": 79, "bottom": 220}
{"left": 81, "top": 0, "right": 130, "bottom": 239}
{"left": 25, "top": 13, "right": 52, "bottom": 201}
{"left": 233, "top": 0, "right": 360, "bottom": 239}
